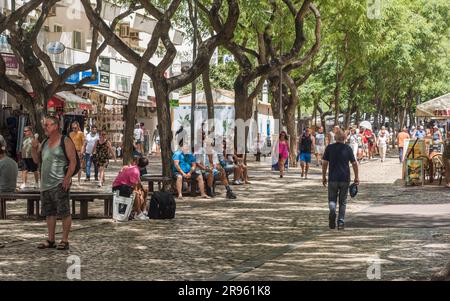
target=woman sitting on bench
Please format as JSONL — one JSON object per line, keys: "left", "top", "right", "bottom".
{"left": 112, "top": 157, "right": 149, "bottom": 220}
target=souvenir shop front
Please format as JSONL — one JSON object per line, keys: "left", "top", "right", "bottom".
{"left": 0, "top": 90, "right": 92, "bottom": 160}
{"left": 85, "top": 88, "right": 158, "bottom": 154}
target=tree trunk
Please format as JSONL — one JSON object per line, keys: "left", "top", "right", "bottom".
{"left": 202, "top": 65, "right": 215, "bottom": 136}
{"left": 333, "top": 81, "right": 340, "bottom": 126}
{"left": 233, "top": 76, "right": 249, "bottom": 155}
{"left": 123, "top": 67, "right": 145, "bottom": 165}
{"left": 153, "top": 78, "right": 173, "bottom": 186}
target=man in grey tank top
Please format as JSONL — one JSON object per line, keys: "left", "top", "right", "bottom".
{"left": 327, "top": 125, "right": 340, "bottom": 145}
{"left": 31, "top": 116, "right": 78, "bottom": 250}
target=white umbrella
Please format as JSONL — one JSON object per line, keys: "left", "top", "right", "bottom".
{"left": 359, "top": 121, "right": 372, "bottom": 130}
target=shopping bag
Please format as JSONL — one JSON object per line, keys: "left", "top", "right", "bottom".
{"left": 112, "top": 192, "right": 135, "bottom": 222}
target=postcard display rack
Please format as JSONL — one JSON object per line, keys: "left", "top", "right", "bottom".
{"left": 90, "top": 92, "right": 124, "bottom": 145}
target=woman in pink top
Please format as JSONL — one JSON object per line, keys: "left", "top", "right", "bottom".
{"left": 278, "top": 131, "right": 290, "bottom": 178}
{"left": 112, "top": 157, "right": 149, "bottom": 220}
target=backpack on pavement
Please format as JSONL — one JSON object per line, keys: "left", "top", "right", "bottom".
{"left": 148, "top": 191, "right": 176, "bottom": 219}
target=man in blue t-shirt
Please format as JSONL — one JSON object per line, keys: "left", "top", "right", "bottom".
{"left": 322, "top": 129, "right": 359, "bottom": 230}
{"left": 414, "top": 125, "right": 426, "bottom": 139}
{"left": 172, "top": 145, "right": 210, "bottom": 199}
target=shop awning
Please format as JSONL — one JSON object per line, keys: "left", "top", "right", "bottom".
{"left": 117, "top": 92, "right": 156, "bottom": 108}
{"left": 56, "top": 91, "right": 92, "bottom": 110}
{"left": 90, "top": 88, "right": 128, "bottom": 102}
{"left": 416, "top": 93, "right": 450, "bottom": 119}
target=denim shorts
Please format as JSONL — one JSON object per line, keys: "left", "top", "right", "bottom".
{"left": 41, "top": 184, "right": 71, "bottom": 217}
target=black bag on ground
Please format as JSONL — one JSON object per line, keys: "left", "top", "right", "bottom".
{"left": 148, "top": 191, "right": 176, "bottom": 219}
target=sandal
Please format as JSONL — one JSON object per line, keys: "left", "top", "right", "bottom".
{"left": 37, "top": 240, "right": 56, "bottom": 249}
{"left": 56, "top": 241, "right": 70, "bottom": 250}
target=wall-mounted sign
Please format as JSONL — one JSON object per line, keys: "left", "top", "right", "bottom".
{"left": 1, "top": 53, "right": 18, "bottom": 75}
{"left": 46, "top": 41, "right": 65, "bottom": 54}
{"left": 99, "top": 72, "right": 110, "bottom": 88}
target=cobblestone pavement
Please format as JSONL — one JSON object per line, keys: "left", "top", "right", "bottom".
{"left": 0, "top": 152, "right": 448, "bottom": 280}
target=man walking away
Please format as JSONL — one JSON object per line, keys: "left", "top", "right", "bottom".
{"left": 0, "top": 135, "right": 18, "bottom": 193}
{"left": 322, "top": 129, "right": 359, "bottom": 230}
{"left": 32, "top": 116, "right": 78, "bottom": 250}
{"left": 397, "top": 127, "right": 410, "bottom": 163}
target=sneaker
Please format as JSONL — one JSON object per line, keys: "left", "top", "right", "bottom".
{"left": 97, "top": 182, "right": 102, "bottom": 188}
{"left": 136, "top": 213, "right": 149, "bottom": 220}
{"left": 84, "top": 178, "right": 90, "bottom": 182}
{"left": 226, "top": 191, "right": 237, "bottom": 199}
{"left": 329, "top": 212, "right": 336, "bottom": 229}
{"left": 20, "top": 183, "right": 26, "bottom": 190}
{"left": 337, "top": 223, "right": 345, "bottom": 230}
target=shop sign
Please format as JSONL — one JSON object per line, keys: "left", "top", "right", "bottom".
{"left": 434, "top": 109, "right": 450, "bottom": 117}
{"left": 46, "top": 41, "right": 65, "bottom": 54}
{"left": 1, "top": 53, "right": 18, "bottom": 75}
{"left": 99, "top": 71, "right": 110, "bottom": 88}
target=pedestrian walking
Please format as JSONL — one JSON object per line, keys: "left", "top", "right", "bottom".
{"left": 92, "top": 130, "right": 116, "bottom": 188}
{"left": 0, "top": 134, "right": 18, "bottom": 193}
{"left": 20, "top": 126, "right": 39, "bottom": 189}
{"left": 314, "top": 126, "right": 326, "bottom": 166}
{"left": 81, "top": 125, "right": 99, "bottom": 181}
{"left": 397, "top": 127, "right": 410, "bottom": 163}
{"left": 347, "top": 127, "right": 359, "bottom": 162}
{"left": 299, "top": 127, "right": 315, "bottom": 179}
{"left": 31, "top": 116, "right": 78, "bottom": 250}
{"left": 278, "top": 131, "right": 289, "bottom": 178}
{"left": 69, "top": 121, "right": 85, "bottom": 185}
{"left": 377, "top": 128, "right": 388, "bottom": 162}
{"left": 327, "top": 125, "right": 339, "bottom": 145}
{"left": 322, "top": 129, "right": 359, "bottom": 230}
{"left": 363, "top": 127, "right": 375, "bottom": 160}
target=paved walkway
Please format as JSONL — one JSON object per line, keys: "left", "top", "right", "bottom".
{"left": 0, "top": 153, "right": 448, "bottom": 280}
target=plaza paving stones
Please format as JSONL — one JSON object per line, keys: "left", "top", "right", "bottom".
{"left": 0, "top": 154, "right": 448, "bottom": 280}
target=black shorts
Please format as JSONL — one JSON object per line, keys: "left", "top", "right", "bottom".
{"left": 23, "top": 158, "right": 38, "bottom": 172}
{"left": 113, "top": 185, "right": 133, "bottom": 198}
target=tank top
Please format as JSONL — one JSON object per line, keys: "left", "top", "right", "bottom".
{"left": 41, "top": 138, "right": 68, "bottom": 191}
{"left": 329, "top": 132, "right": 336, "bottom": 144}
{"left": 300, "top": 135, "right": 312, "bottom": 153}
{"left": 315, "top": 133, "right": 325, "bottom": 146}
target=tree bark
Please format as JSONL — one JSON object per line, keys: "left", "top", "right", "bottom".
{"left": 153, "top": 78, "right": 173, "bottom": 189}
{"left": 123, "top": 68, "right": 144, "bottom": 165}
{"left": 202, "top": 65, "right": 215, "bottom": 135}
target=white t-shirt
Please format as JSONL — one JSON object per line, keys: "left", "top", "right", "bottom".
{"left": 85, "top": 133, "right": 99, "bottom": 154}
{"left": 134, "top": 128, "right": 143, "bottom": 141}
{"left": 377, "top": 134, "right": 388, "bottom": 147}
